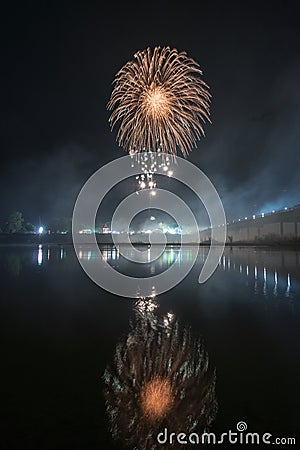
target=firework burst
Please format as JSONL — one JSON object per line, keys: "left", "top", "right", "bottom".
{"left": 103, "top": 305, "right": 217, "bottom": 449}
{"left": 108, "top": 46, "right": 211, "bottom": 157}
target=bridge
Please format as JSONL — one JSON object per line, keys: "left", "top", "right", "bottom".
{"left": 200, "top": 204, "right": 300, "bottom": 244}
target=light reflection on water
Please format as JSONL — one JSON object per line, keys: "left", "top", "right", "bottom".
{"left": 75, "top": 245, "right": 197, "bottom": 282}
{"left": 35, "top": 244, "right": 67, "bottom": 266}
{"left": 2, "top": 245, "right": 299, "bottom": 301}
{"left": 219, "top": 249, "right": 299, "bottom": 299}
{"left": 77, "top": 245, "right": 185, "bottom": 265}
{"left": 37, "top": 244, "right": 43, "bottom": 266}
{"left": 75, "top": 245, "right": 299, "bottom": 299}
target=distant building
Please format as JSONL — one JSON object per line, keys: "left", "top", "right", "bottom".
{"left": 79, "top": 229, "right": 93, "bottom": 234}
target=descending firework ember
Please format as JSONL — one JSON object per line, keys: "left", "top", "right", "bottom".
{"left": 103, "top": 306, "right": 217, "bottom": 450}
{"left": 108, "top": 46, "right": 211, "bottom": 157}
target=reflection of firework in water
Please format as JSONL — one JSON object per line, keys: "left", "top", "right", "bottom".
{"left": 103, "top": 307, "right": 217, "bottom": 449}
{"left": 140, "top": 376, "right": 174, "bottom": 422}
{"left": 108, "top": 46, "right": 211, "bottom": 157}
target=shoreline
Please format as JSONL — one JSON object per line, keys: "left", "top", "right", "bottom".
{"left": 1, "top": 233, "right": 300, "bottom": 249}
{"left": 0, "top": 240, "right": 300, "bottom": 249}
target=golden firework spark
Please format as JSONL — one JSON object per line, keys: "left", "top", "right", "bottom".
{"left": 108, "top": 46, "right": 211, "bottom": 157}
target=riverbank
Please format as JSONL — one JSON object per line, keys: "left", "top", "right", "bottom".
{"left": 1, "top": 233, "right": 300, "bottom": 248}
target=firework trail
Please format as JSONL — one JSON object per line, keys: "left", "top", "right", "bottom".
{"left": 103, "top": 299, "right": 217, "bottom": 449}
{"left": 108, "top": 46, "right": 211, "bottom": 157}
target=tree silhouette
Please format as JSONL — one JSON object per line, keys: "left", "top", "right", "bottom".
{"left": 4, "top": 211, "right": 24, "bottom": 233}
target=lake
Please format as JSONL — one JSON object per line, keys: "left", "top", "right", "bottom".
{"left": 0, "top": 244, "right": 299, "bottom": 449}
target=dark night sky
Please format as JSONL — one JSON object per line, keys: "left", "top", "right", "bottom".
{"left": 0, "top": 0, "right": 300, "bottom": 226}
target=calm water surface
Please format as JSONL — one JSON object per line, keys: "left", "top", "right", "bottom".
{"left": 0, "top": 245, "right": 299, "bottom": 449}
